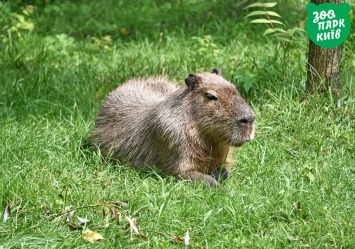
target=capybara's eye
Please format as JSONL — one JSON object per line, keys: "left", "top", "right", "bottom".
{"left": 205, "top": 93, "right": 217, "bottom": 101}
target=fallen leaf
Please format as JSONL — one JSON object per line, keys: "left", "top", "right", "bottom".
{"left": 184, "top": 230, "right": 190, "bottom": 248}
{"left": 172, "top": 235, "right": 180, "bottom": 244}
{"left": 102, "top": 207, "right": 108, "bottom": 217}
{"left": 43, "top": 205, "right": 51, "bottom": 217}
{"left": 3, "top": 202, "right": 13, "bottom": 223}
{"left": 112, "top": 201, "right": 129, "bottom": 208}
{"left": 66, "top": 210, "right": 75, "bottom": 222}
{"left": 82, "top": 228, "right": 104, "bottom": 243}
{"left": 77, "top": 216, "right": 90, "bottom": 225}
{"left": 68, "top": 222, "right": 84, "bottom": 230}
{"left": 126, "top": 217, "right": 139, "bottom": 234}
{"left": 110, "top": 206, "right": 120, "bottom": 223}
{"left": 296, "top": 202, "right": 302, "bottom": 210}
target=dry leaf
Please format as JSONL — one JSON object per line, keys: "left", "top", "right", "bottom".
{"left": 3, "top": 202, "right": 13, "bottom": 223}
{"left": 77, "top": 216, "right": 90, "bottom": 225}
{"left": 296, "top": 202, "right": 302, "bottom": 210}
{"left": 66, "top": 210, "right": 75, "bottom": 222}
{"left": 126, "top": 217, "right": 139, "bottom": 234}
{"left": 102, "top": 207, "right": 108, "bottom": 217}
{"left": 43, "top": 205, "right": 51, "bottom": 217}
{"left": 110, "top": 206, "right": 120, "bottom": 223}
{"left": 68, "top": 222, "right": 84, "bottom": 230}
{"left": 112, "top": 201, "right": 129, "bottom": 207}
{"left": 184, "top": 230, "right": 190, "bottom": 248}
{"left": 82, "top": 228, "right": 104, "bottom": 243}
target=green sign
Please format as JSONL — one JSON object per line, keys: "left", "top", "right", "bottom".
{"left": 306, "top": 3, "right": 351, "bottom": 48}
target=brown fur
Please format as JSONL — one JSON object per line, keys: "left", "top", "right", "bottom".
{"left": 92, "top": 69, "right": 255, "bottom": 187}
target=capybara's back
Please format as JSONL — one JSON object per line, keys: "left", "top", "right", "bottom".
{"left": 92, "top": 69, "right": 255, "bottom": 187}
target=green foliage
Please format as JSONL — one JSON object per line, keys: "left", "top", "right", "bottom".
{"left": 244, "top": 1, "right": 305, "bottom": 40}
{"left": 192, "top": 35, "right": 220, "bottom": 57}
{"left": 242, "top": 1, "right": 308, "bottom": 93}
{"left": 245, "top": 2, "right": 285, "bottom": 34}
{"left": 0, "top": 3, "right": 35, "bottom": 44}
{"left": 0, "top": 0, "right": 354, "bottom": 248}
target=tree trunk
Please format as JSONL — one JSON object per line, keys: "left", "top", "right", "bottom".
{"left": 306, "top": 0, "right": 341, "bottom": 95}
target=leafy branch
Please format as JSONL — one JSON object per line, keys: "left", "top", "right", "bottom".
{"left": 244, "top": 2, "right": 304, "bottom": 46}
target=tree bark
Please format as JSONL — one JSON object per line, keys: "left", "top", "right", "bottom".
{"left": 306, "top": 0, "right": 341, "bottom": 95}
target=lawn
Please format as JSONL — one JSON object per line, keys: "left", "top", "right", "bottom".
{"left": 0, "top": 0, "right": 354, "bottom": 248}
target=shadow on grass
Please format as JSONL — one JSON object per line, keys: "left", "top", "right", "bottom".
{"left": 17, "top": 0, "right": 307, "bottom": 42}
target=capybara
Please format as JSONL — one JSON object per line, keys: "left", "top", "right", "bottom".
{"left": 92, "top": 68, "right": 255, "bottom": 187}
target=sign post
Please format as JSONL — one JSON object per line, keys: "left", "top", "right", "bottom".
{"left": 306, "top": 3, "right": 351, "bottom": 48}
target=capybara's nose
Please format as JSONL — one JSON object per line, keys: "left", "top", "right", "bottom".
{"left": 238, "top": 115, "right": 255, "bottom": 126}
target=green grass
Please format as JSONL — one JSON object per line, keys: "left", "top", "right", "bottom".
{"left": 1, "top": 0, "right": 354, "bottom": 248}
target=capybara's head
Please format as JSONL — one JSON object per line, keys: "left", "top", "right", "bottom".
{"left": 184, "top": 68, "right": 255, "bottom": 147}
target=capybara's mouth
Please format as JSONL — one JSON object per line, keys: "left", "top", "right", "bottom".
{"left": 231, "top": 140, "right": 246, "bottom": 147}
{"left": 231, "top": 137, "right": 253, "bottom": 147}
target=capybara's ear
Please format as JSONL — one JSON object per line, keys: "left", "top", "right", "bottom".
{"left": 185, "top": 74, "right": 200, "bottom": 90}
{"left": 212, "top": 68, "right": 221, "bottom": 75}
